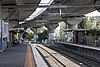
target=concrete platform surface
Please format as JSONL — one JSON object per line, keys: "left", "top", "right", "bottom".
{"left": 0, "top": 43, "right": 33, "bottom": 67}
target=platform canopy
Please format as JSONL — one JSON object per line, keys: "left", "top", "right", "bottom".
{"left": 0, "top": 0, "right": 100, "bottom": 28}
{"left": 0, "top": 0, "right": 40, "bottom": 21}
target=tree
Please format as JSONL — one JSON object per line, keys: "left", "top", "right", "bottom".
{"left": 88, "top": 17, "right": 94, "bottom": 29}
{"left": 96, "top": 19, "right": 100, "bottom": 29}
{"left": 26, "top": 33, "right": 34, "bottom": 40}
{"left": 22, "top": 32, "right": 28, "bottom": 39}
{"left": 38, "top": 26, "right": 48, "bottom": 42}
{"left": 84, "top": 16, "right": 88, "bottom": 29}
{"left": 78, "top": 20, "right": 84, "bottom": 29}
{"left": 83, "top": 16, "right": 95, "bottom": 29}
{"left": 38, "top": 33, "right": 43, "bottom": 42}
{"left": 55, "top": 22, "right": 66, "bottom": 40}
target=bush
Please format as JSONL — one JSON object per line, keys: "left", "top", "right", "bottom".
{"left": 38, "top": 30, "right": 48, "bottom": 42}
{"left": 90, "top": 29, "right": 100, "bottom": 36}
{"left": 26, "top": 33, "right": 34, "bottom": 40}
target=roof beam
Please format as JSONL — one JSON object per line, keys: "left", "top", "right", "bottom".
{"left": 2, "top": 4, "right": 100, "bottom": 8}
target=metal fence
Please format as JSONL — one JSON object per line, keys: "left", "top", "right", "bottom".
{"left": 78, "top": 36, "right": 100, "bottom": 47}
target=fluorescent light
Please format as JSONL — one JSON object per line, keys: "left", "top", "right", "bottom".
{"left": 36, "top": 23, "right": 42, "bottom": 25}
{"left": 19, "top": 21, "right": 25, "bottom": 24}
{"left": 25, "top": 0, "right": 54, "bottom": 21}
{"left": 36, "top": 20, "right": 48, "bottom": 22}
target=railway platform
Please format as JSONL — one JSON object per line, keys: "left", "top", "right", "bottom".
{"left": 0, "top": 42, "right": 100, "bottom": 67}
{"left": 0, "top": 43, "right": 35, "bottom": 67}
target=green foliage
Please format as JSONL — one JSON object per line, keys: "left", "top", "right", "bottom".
{"left": 26, "top": 33, "right": 34, "bottom": 40}
{"left": 78, "top": 20, "right": 84, "bottom": 29}
{"left": 40, "top": 26, "right": 48, "bottom": 33}
{"left": 88, "top": 18, "right": 100, "bottom": 36}
{"left": 43, "top": 30, "right": 48, "bottom": 39}
{"left": 55, "top": 30, "right": 61, "bottom": 39}
{"left": 90, "top": 29, "right": 97, "bottom": 35}
{"left": 84, "top": 16, "right": 88, "bottom": 29}
{"left": 90, "top": 29, "right": 100, "bottom": 36}
{"left": 88, "top": 17, "right": 94, "bottom": 29}
{"left": 96, "top": 19, "right": 100, "bottom": 29}
{"left": 55, "top": 22, "right": 66, "bottom": 39}
{"left": 38, "top": 33, "right": 43, "bottom": 42}
{"left": 83, "top": 16, "right": 95, "bottom": 29}
{"left": 38, "top": 30, "right": 48, "bottom": 42}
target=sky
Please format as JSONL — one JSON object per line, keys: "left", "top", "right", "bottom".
{"left": 85, "top": 10, "right": 100, "bottom": 17}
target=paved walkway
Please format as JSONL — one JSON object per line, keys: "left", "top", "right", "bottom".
{"left": 0, "top": 43, "right": 35, "bottom": 67}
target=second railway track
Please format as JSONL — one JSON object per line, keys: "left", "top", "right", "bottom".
{"left": 46, "top": 44, "right": 100, "bottom": 67}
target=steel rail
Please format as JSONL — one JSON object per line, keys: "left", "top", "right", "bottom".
{"left": 47, "top": 45, "right": 100, "bottom": 67}
{"left": 36, "top": 45, "right": 66, "bottom": 67}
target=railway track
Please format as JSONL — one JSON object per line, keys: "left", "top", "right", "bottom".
{"left": 36, "top": 46, "right": 66, "bottom": 67}
{"left": 36, "top": 45, "right": 89, "bottom": 67}
{"left": 47, "top": 44, "right": 100, "bottom": 67}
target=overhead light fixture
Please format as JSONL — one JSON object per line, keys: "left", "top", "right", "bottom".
{"left": 59, "top": 8, "right": 62, "bottom": 16}
{"left": 36, "top": 20, "right": 48, "bottom": 22}
{"left": 19, "top": 21, "right": 25, "bottom": 24}
{"left": 36, "top": 22, "right": 45, "bottom": 25}
{"left": 36, "top": 23, "right": 42, "bottom": 25}
{"left": 42, "top": 22, "right": 45, "bottom": 24}
{"left": 25, "top": 0, "right": 54, "bottom": 21}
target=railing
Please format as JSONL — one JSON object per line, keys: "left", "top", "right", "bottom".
{"left": 78, "top": 36, "right": 100, "bottom": 47}
{"left": 56, "top": 42, "right": 100, "bottom": 62}
{"left": 56, "top": 36, "right": 100, "bottom": 47}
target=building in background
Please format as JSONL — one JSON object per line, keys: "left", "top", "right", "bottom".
{"left": 0, "top": 19, "right": 9, "bottom": 52}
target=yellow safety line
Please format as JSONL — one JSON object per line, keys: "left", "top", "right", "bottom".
{"left": 24, "top": 44, "right": 35, "bottom": 67}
